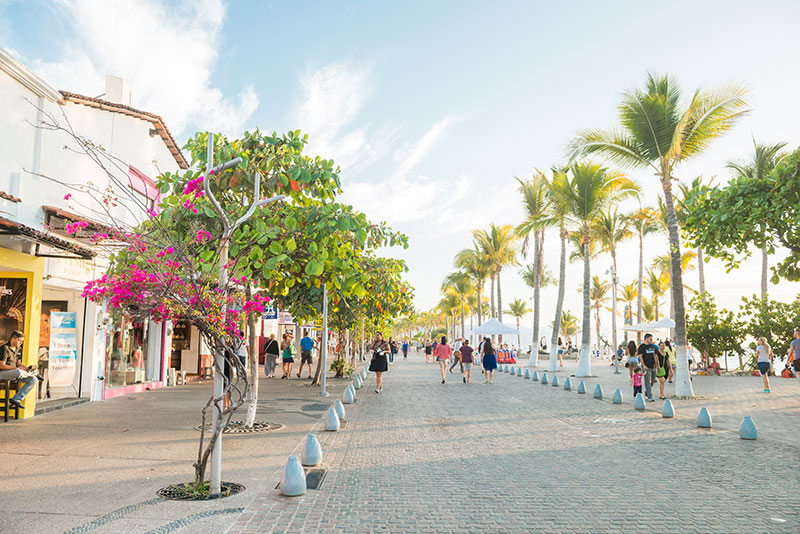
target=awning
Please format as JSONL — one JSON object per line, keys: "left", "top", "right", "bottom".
{"left": 0, "top": 217, "right": 95, "bottom": 260}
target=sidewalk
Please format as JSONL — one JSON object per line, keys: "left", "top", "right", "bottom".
{"left": 0, "top": 366, "right": 354, "bottom": 534}
{"left": 227, "top": 352, "right": 799, "bottom": 533}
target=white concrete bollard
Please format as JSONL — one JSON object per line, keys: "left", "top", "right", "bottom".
{"left": 334, "top": 399, "right": 345, "bottom": 420}
{"left": 593, "top": 384, "right": 603, "bottom": 399}
{"left": 280, "top": 455, "right": 307, "bottom": 496}
{"left": 301, "top": 434, "right": 323, "bottom": 466}
{"left": 353, "top": 375, "right": 362, "bottom": 390}
{"left": 696, "top": 406, "right": 712, "bottom": 428}
{"left": 612, "top": 388, "right": 623, "bottom": 404}
{"left": 577, "top": 381, "right": 586, "bottom": 394}
{"left": 739, "top": 416, "right": 757, "bottom": 439}
{"left": 551, "top": 375, "right": 559, "bottom": 387}
{"left": 532, "top": 371, "right": 539, "bottom": 381}
{"left": 347, "top": 383, "right": 356, "bottom": 399}
{"left": 662, "top": 399, "right": 674, "bottom": 418}
{"left": 325, "top": 407, "right": 340, "bottom": 431}
{"left": 634, "top": 393, "right": 646, "bottom": 410}
{"left": 541, "top": 373, "right": 548, "bottom": 385}
{"left": 524, "top": 369, "right": 531, "bottom": 379}
{"left": 342, "top": 387, "right": 355, "bottom": 405}
{"left": 563, "top": 377, "right": 572, "bottom": 391}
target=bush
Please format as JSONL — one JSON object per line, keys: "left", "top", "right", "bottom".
{"left": 329, "top": 357, "right": 354, "bottom": 377}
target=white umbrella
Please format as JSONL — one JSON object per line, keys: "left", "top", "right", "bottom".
{"left": 623, "top": 322, "right": 654, "bottom": 333}
{"left": 649, "top": 318, "right": 676, "bottom": 329}
{"left": 473, "top": 318, "right": 519, "bottom": 335}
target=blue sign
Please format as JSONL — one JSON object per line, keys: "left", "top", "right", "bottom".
{"left": 262, "top": 308, "right": 278, "bottom": 320}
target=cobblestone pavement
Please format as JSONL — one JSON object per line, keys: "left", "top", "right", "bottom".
{"left": 227, "top": 352, "right": 800, "bottom": 534}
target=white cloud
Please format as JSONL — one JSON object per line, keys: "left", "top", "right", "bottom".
{"left": 393, "top": 116, "right": 455, "bottom": 179}
{"left": 30, "top": 0, "right": 257, "bottom": 137}
{"left": 291, "top": 60, "right": 399, "bottom": 172}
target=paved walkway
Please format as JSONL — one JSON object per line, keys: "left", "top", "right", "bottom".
{"left": 228, "top": 353, "right": 800, "bottom": 533}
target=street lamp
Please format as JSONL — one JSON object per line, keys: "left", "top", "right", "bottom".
{"left": 606, "top": 266, "right": 620, "bottom": 374}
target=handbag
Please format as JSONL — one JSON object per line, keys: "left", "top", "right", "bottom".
{"left": 657, "top": 366, "right": 666, "bottom": 377}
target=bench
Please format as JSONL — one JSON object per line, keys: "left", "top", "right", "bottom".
{"left": 1, "top": 379, "right": 21, "bottom": 422}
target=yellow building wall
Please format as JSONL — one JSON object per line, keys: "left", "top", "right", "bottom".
{"left": 0, "top": 247, "right": 44, "bottom": 419}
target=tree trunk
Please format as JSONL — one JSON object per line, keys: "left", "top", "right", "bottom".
{"left": 637, "top": 232, "right": 644, "bottom": 342}
{"left": 460, "top": 299, "right": 465, "bottom": 342}
{"left": 244, "top": 286, "right": 259, "bottom": 428}
{"left": 528, "top": 230, "right": 540, "bottom": 367}
{"left": 697, "top": 246, "right": 706, "bottom": 304}
{"left": 662, "top": 171, "right": 694, "bottom": 396}
{"left": 594, "top": 305, "right": 601, "bottom": 350}
{"left": 761, "top": 246, "right": 768, "bottom": 301}
{"left": 577, "top": 238, "right": 592, "bottom": 377}
{"left": 549, "top": 225, "right": 567, "bottom": 372}
{"left": 610, "top": 249, "right": 618, "bottom": 364}
{"left": 496, "top": 269, "right": 504, "bottom": 344}
{"left": 476, "top": 282, "right": 484, "bottom": 327}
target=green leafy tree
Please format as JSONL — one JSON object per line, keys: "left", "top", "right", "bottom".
{"left": 686, "top": 294, "right": 743, "bottom": 368}
{"left": 473, "top": 223, "right": 518, "bottom": 339}
{"left": 571, "top": 73, "right": 749, "bottom": 396}
{"left": 737, "top": 294, "right": 800, "bottom": 364}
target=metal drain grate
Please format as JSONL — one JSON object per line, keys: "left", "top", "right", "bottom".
{"left": 276, "top": 468, "right": 327, "bottom": 490}
{"left": 157, "top": 482, "right": 245, "bottom": 501}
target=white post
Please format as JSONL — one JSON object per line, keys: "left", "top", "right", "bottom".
{"left": 320, "top": 283, "right": 329, "bottom": 397}
{"left": 209, "top": 133, "right": 223, "bottom": 496}
{"left": 611, "top": 266, "right": 620, "bottom": 374}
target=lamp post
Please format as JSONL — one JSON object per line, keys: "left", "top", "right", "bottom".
{"left": 607, "top": 266, "right": 620, "bottom": 374}
{"left": 320, "top": 283, "right": 329, "bottom": 397}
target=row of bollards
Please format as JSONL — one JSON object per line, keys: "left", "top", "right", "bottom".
{"left": 280, "top": 367, "right": 369, "bottom": 496}
{"left": 504, "top": 365, "right": 758, "bottom": 441}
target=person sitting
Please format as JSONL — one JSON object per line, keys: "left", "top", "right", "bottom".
{"left": 709, "top": 356, "right": 721, "bottom": 376}
{"left": 781, "top": 363, "right": 796, "bottom": 379}
{"left": 0, "top": 330, "right": 43, "bottom": 410}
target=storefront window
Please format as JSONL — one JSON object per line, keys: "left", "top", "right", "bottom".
{"left": 105, "top": 309, "right": 149, "bottom": 388}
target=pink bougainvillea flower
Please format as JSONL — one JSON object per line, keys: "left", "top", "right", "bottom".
{"left": 64, "top": 193, "right": 72, "bottom": 200}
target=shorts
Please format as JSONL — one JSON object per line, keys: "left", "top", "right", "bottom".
{"left": 436, "top": 357, "right": 448, "bottom": 362}
{"left": 757, "top": 362, "right": 771, "bottom": 376}
{"left": 462, "top": 362, "right": 472, "bottom": 371}
{"left": 425, "top": 348, "right": 432, "bottom": 355}
{"left": 301, "top": 350, "right": 313, "bottom": 364}
{"left": 793, "top": 359, "right": 800, "bottom": 372}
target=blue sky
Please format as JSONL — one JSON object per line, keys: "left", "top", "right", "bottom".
{"left": 3, "top": 0, "right": 800, "bottom": 341}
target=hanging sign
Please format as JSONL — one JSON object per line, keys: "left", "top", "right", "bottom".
{"left": 49, "top": 311, "right": 78, "bottom": 387}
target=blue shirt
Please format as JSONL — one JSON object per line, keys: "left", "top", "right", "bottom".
{"left": 792, "top": 339, "right": 800, "bottom": 361}
{"left": 300, "top": 336, "right": 314, "bottom": 351}
{"left": 402, "top": 343, "right": 409, "bottom": 351}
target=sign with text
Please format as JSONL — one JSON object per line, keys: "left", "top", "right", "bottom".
{"left": 48, "top": 311, "right": 78, "bottom": 387}
{"left": 262, "top": 307, "right": 278, "bottom": 320}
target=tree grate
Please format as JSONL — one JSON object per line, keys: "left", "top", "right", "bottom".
{"left": 194, "top": 420, "right": 284, "bottom": 433}
{"left": 157, "top": 481, "right": 245, "bottom": 501}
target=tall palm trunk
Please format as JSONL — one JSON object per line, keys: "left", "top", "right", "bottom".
{"left": 662, "top": 173, "right": 694, "bottom": 396}
{"left": 637, "top": 231, "right": 644, "bottom": 342}
{"left": 761, "top": 246, "right": 768, "bottom": 301}
{"left": 549, "top": 226, "right": 567, "bottom": 372}
{"left": 496, "top": 268, "right": 504, "bottom": 344}
{"left": 476, "top": 283, "right": 484, "bottom": 326}
{"left": 528, "top": 231, "right": 541, "bottom": 367}
{"left": 697, "top": 246, "right": 706, "bottom": 304}
{"left": 490, "top": 274, "right": 496, "bottom": 319}
{"left": 460, "top": 299, "right": 465, "bottom": 341}
{"left": 577, "top": 237, "right": 592, "bottom": 377}
{"left": 610, "top": 249, "right": 619, "bottom": 363}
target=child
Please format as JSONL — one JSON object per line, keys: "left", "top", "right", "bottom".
{"left": 631, "top": 365, "right": 643, "bottom": 398}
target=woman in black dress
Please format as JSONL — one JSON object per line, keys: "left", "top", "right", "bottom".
{"left": 368, "top": 332, "right": 389, "bottom": 393}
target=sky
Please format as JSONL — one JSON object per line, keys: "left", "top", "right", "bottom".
{"left": 3, "top": 0, "right": 800, "bottom": 343}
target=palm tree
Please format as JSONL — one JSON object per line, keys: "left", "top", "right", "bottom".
{"left": 644, "top": 267, "right": 669, "bottom": 321}
{"left": 624, "top": 207, "right": 659, "bottom": 328}
{"left": 676, "top": 176, "right": 714, "bottom": 303}
{"left": 726, "top": 139, "right": 789, "bottom": 301}
{"left": 474, "top": 223, "right": 518, "bottom": 340}
{"left": 595, "top": 208, "right": 633, "bottom": 354}
{"left": 441, "top": 271, "right": 472, "bottom": 340}
{"left": 558, "top": 162, "right": 638, "bottom": 376}
{"left": 641, "top": 298, "right": 656, "bottom": 322}
{"left": 505, "top": 298, "right": 532, "bottom": 349}
{"left": 654, "top": 250, "right": 697, "bottom": 334}
{"left": 515, "top": 172, "right": 550, "bottom": 366}
{"left": 553, "top": 310, "right": 578, "bottom": 345}
{"left": 585, "top": 275, "right": 611, "bottom": 348}
{"left": 571, "top": 73, "right": 749, "bottom": 396}
{"left": 619, "top": 281, "right": 638, "bottom": 338}
{"left": 454, "top": 245, "right": 492, "bottom": 329}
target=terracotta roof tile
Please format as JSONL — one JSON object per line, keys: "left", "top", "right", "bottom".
{"left": 0, "top": 191, "right": 21, "bottom": 203}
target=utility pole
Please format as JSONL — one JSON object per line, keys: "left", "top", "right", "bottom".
{"left": 608, "top": 266, "right": 620, "bottom": 374}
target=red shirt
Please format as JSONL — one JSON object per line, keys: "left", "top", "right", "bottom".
{"left": 433, "top": 344, "right": 452, "bottom": 360}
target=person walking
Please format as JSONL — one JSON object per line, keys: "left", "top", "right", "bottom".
{"left": 664, "top": 340, "right": 676, "bottom": 383}
{"left": 449, "top": 338, "right": 463, "bottom": 374}
{"left": 790, "top": 328, "right": 800, "bottom": 386}
{"left": 262, "top": 333, "right": 279, "bottom": 378}
{"left": 626, "top": 340, "right": 639, "bottom": 379}
{"left": 388, "top": 337, "right": 398, "bottom": 364}
{"left": 402, "top": 339, "right": 409, "bottom": 359}
{"left": 631, "top": 365, "right": 644, "bottom": 399}
{"left": 557, "top": 337, "right": 565, "bottom": 367}
{"left": 636, "top": 333, "right": 661, "bottom": 401}
{"left": 656, "top": 341, "right": 670, "bottom": 399}
{"left": 481, "top": 338, "right": 498, "bottom": 384}
{"left": 298, "top": 330, "right": 314, "bottom": 379}
{"left": 459, "top": 339, "right": 474, "bottom": 383}
{"left": 756, "top": 336, "right": 774, "bottom": 393}
{"left": 368, "top": 332, "right": 389, "bottom": 393}
{"left": 280, "top": 333, "right": 294, "bottom": 379}
{"left": 433, "top": 336, "right": 452, "bottom": 384}
{"left": 424, "top": 339, "right": 433, "bottom": 363}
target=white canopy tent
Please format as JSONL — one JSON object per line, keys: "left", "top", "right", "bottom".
{"left": 649, "top": 318, "right": 676, "bottom": 329}
{"left": 473, "top": 318, "right": 519, "bottom": 335}
{"left": 623, "top": 322, "right": 653, "bottom": 333}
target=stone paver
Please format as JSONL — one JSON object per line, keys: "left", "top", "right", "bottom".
{"left": 228, "top": 352, "right": 800, "bottom": 533}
